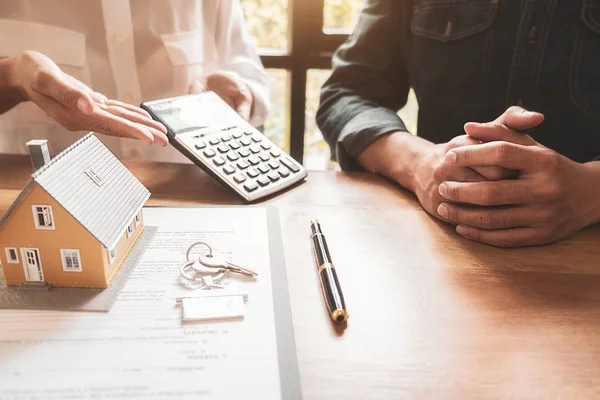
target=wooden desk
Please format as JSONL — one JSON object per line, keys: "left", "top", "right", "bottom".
{"left": 2, "top": 154, "right": 600, "bottom": 399}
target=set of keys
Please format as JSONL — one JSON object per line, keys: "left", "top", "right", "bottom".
{"left": 180, "top": 241, "right": 258, "bottom": 289}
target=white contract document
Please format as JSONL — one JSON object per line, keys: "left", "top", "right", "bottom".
{"left": 0, "top": 207, "right": 301, "bottom": 400}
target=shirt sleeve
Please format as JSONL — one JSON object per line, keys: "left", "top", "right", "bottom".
{"left": 214, "top": 0, "right": 271, "bottom": 128}
{"left": 316, "top": 0, "right": 412, "bottom": 171}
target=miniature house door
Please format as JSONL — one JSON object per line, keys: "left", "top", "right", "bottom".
{"left": 21, "top": 248, "right": 44, "bottom": 282}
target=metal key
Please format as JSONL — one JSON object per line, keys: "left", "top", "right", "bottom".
{"left": 198, "top": 255, "right": 259, "bottom": 277}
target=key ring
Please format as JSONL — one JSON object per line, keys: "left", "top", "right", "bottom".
{"left": 182, "top": 242, "right": 224, "bottom": 288}
{"left": 186, "top": 241, "right": 213, "bottom": 263}
{"left": 180, "top": 261, "right": 225, "bottom": 289}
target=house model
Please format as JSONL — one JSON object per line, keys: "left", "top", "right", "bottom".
{"left": 0, "top": 133, "right": 150, "bottom": 288}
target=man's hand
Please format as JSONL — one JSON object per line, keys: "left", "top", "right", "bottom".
{"left": 7, "top": 51, "right": 168, "bottom": 145}
{"left": 437, "top": 107, "right": 600, "bottom": 247}
{"left": 357, "top": 132, "right": 513, "bottom": 221}
{"left": 190, "top": 71, "right": 253, "bottom": 121}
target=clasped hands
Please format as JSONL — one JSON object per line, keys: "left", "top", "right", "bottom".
{"left": 423, "top": 106, "right": 600, "bottom": 247}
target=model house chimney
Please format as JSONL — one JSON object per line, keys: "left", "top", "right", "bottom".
{"left": 26, "top": 140, "right": 51, "bottom": 171}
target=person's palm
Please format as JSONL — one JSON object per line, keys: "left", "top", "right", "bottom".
{"left": 10, "top": 51, "right": 168, "bottom": 145}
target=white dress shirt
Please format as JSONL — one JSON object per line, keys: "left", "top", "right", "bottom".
{"left": 0, "top": 0, "right": 270, "bottom": 162}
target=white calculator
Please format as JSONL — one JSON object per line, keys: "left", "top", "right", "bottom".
{"left": 141, "top": 92, "right": 307, "bottom": 202}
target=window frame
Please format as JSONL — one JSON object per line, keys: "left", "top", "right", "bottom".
{"left": 258, "top": 0, "right": 349, "bottom": 164}
{"left": 32, "top": 205, "right": 55, "bottom": 230}
{"left": 60, "top": 249, "right": 82, "bottom": 272}
{"left": 107, "top": 247, "right": 117, "bottom": 264}
{"left": 134, "top": 211, "right": 142, "bottom": 227}
{"left": 5, "top": 247, "right": 19, "bottom": 264}
{"left": 126, "top": 221, "right": 135, "bottom": 238}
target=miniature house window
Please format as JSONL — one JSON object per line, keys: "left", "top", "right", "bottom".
{"left": 108, "top": 248, "right": 117, "bottom": 264}
{"left": 85, "top": 167, "right": 104, "bottom": 186}
{"left": 5, "top": 247, "right": 19, "bottom": 264}
{"left": 126, "top": 221, "right": 135, "bottom": 238}
{"left": 61, "top": 249, "right": 82, "bottom": 272}
{"left": 134, "top": 211, "right": 142, "bottom": 226}
{"left": 32, "top": 205, "right": 54, "bottom": 230}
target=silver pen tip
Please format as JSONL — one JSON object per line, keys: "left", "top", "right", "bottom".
{"left": 310, "top": 219, "right": 319, "bottom": 226}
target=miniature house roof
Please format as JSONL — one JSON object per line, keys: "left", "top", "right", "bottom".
{"left": 0, "top": 133, "right": 150, "bottom": 250}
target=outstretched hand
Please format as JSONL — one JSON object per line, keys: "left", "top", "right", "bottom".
{"left": 9, "top": 51, "right": 168, "bottom": 145}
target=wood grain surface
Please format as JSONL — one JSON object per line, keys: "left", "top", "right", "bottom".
{"left": 2, "top": 154, "right": 600, "bottom": 400}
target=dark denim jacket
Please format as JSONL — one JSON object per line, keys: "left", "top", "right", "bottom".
{"left": 317, "top": 0, "right": 600, "bottom": 170}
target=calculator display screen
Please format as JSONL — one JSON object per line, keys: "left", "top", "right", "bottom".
{"left": 146, "top": 95, "right": 240, "bottom": 135}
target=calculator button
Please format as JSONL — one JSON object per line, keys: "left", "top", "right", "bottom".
{"left": 233, "top": 173, "right": 246, "bottom": 183}
{"left": 237, "top": 161, "right": 249, "bottom": 169}
{"left": 229, "top": 142, "right": 241, "bottom": 150}
{"left": 213, "top": 156, "right": 226, "bottom": 166}
{"left": 195, "top": 142, "right": 206, "bottom": 150}
{"left": 227, "top": 153, "right": 240, "bottom": 161}
{"left": 217, "top": 144, "right": 229, "bottom": 153}
{"left": 240, "top": 138, "right": 251, "bottom": 146}
{"left": 247, "top": 168, "right": 259, "bottom": 178}
{"left": 232, "top": 132, "right": 243, "bottom": 139}
{"left": 267, "top": 172, "right": 280, "bottom": 182}
{"left": 280, "top": 157, "right": 300, "bottom": 173}
{"left": 257, "top": 165, "right": 270, "bottom": 174}
{"left": 270, "top": 149, "right": 281, "bottom": 158}
{"left": 221, "top": 135, "right": 231, "bottom": 142}
{"left": 259, "top": 153, "right": 270, "bottom": 162}
{"left": 238, "top": 149, "right": 250, "bottom": 158}
{"left": 260, "top": 142, "right": 272, "bottom": 150}
{"left": 257, "top": 177, "right": 270, "bottom": 187}
{"left": 244, "top": 182, "right": 258, "bottom": 192}
{"left": 203, "top": 149, "right": 216, "bottom": 158}
{"left": 209, "top": 138, "right": 220, "bottom": 145}
{"left": 278, "top": 169, "right": 290, "bottom": 178}
{"left": 249, "top": 145, "right": 261, "bottom": 154}
{"left": 252, "top": 135, "right": 263, "bottom": 143}
{"left": 223, "top": 165, "right": 236, "bottom": 175}
{"left": 244, "top": 131, "right": 253, "bottom": 136}
{"left": 248, "top": 156, "right": 260, "bottom": 165}
{"left": 268, "top": 160, "right": 279, "bottom": 169}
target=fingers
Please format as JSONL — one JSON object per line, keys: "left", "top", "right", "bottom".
{"left": 91, "top": 108, "right": 155, "bottom": 144}
{"left": 445, "top": 135, "right": 519, "bottom": 180}
{"left": 454, "top": 225, "right": 542, "bottom": 248}
{"left": 497, "top": 106, "right": 544, "bottom": 131}
{"left": 104, "top": 105, "right": 168, "bottom": 146}
{"left": 235, "top": 95, "right": 252, "bottom": 121}
{"left": 437, "top": 203, "right": 534, "bottom": 230}
{"left": 449, "top": 167, "right": 487, "bottom": 182}
{"left": 234, "top": 83, "right": 253, "bottom": 121}
{"left": 31, "top": 69, "right": 95, "bottom": 114}
{"left": 464, "top": 121, "right": 535, "bottom": 146}
{"left": 104, "top": 99, "right": 154, "bottom": 120}
{"left": 464, "top": 106, "right": 543, "bottom": 145}
{"left": 30, "top": 90, "right": 158, "bottom": 145}
{"left": 472, "top": 165, "right": 518, "bottom": 181}
{"left": 438, "top": 180, "right": 536, "bottom": 205}
{"left": 446, "top": 142, "right": 541, "bottom": 170}
{"left": 189, "top": 78, "right": 208, "bottom": 94}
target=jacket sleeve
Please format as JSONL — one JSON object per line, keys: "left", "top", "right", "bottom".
{"left": 215, "top": 0, "right": 271, "bottom": 127}
{"left": 316, "top": 0, "right": 413, "bottom": 171}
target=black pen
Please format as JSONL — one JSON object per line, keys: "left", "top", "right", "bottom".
{"left": 310, "top": 219, "right": 348, "bottom": 323}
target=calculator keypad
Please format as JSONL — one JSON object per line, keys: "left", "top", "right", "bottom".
{"left": 181, "top": 127, "right": 306, "bottom": 200}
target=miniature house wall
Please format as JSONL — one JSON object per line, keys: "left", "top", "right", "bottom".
{"left": 0, "top": 134, "right": 149, "bottom": 289}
